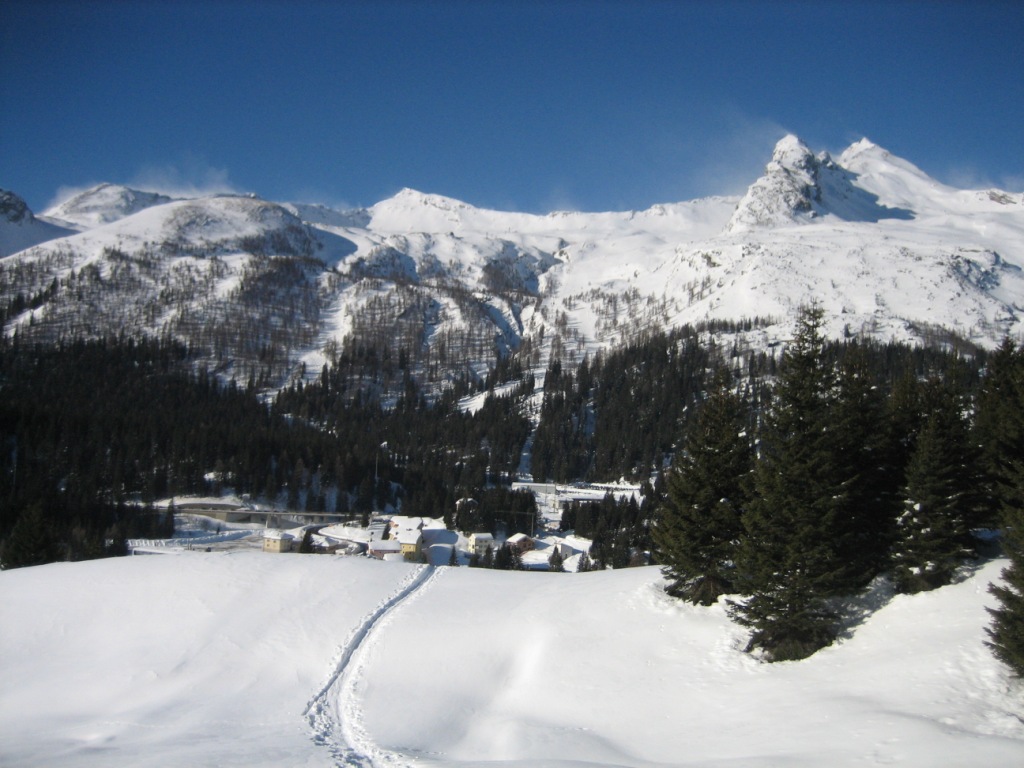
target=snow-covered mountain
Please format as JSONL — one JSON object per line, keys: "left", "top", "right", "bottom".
{"left": 0, "top": 189, "right": 75, "bottom": 258}
{"left": 42, "top": 182, "right": 177, "bottom": 229}
{"left": 3, "top": 135, "right": 1023, "bottom": 385}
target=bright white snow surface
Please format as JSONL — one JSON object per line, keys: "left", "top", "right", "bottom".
{"left": 2, "top": 554, "right": 1023, "bottom": 767}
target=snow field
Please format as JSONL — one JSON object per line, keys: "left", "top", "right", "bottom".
{"left": 2, "top": 552, "right": 1024, "bottom": 767}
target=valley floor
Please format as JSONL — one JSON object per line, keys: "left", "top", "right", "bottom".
{"left": 1, "top": 553, "right": 1023, "bottom": 767}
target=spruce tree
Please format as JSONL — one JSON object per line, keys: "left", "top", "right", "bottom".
{"left": 976, "top": 338, "right": 1021, "bottom": 528}
{"left": 729, "top": 305, "right": 851, "bottom": 661}
{"left": 577, "top": 551, "right": 592, "bottom": 572}
{"left": 548, "top": 546, "right": 566, "bottom": 572}
{"left": 653, "top": 368, "right": 752, "bottom": 605}
{"left": 891, "top": 380, "right": 978, "bottom": 594}
{"left": 830, "top": 345, "right": 899, "bottom": 580}
{"left": 986, "top": 342, "right": 1024, "bottom": 674}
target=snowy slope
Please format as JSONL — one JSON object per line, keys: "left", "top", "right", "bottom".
{"left": 1, "top": 554, "right": 1022, "bottom": 767}
{"left": 43, "top": 183, "right": 177, "bottom": 229}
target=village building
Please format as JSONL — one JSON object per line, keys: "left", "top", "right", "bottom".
{"left": 367, "top": 539, "right": 402, "bottom": 559}
{"left": 396, "top": 529, "right": 424, "bottom": 562}
{"left": 262, "top": 530, "right": 294, "bottom": 553}
{"left": 468, "top": 532, "right": 495, "bottom": 557}
{"left": 507, "top": 532, "right": 535, "bottom": 554}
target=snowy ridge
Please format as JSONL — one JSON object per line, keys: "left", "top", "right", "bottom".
{"left": 4, "top": 135, "right": 1024, "bottom": 388}
{"left": 43, "top": 183, "right": 176, "bottom": 229}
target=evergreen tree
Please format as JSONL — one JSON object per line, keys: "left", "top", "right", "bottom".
{"left": 985, "top": 343, "right": 1024, "bottom": 674}
{"left": 493, "top": 543, "right": 513, "bottom": 570}
{"left": 976, "top": 338, "right": 1022, "bottom": 528}
{"left": 730, "top": 305, "right": 852, "bottom": 661}
{"left": 0, "top": 505, "right": 62, "bottom": 569}
{"left": 448, "top": 545, "right": 459, "bottom": 567}
{"left": 988, "top": 519, "right": 1024, "bottom": 677}
{"left": 891, "top": 380, "right": 978, "bottom": 594}
{"left": 829, "top": 345, "right": 900, "bottom": 580}
{"left": 577, "top": 551, "right": 592, "bottom": 572}
{"left": 510, "top": 543, "right": 525, "bottom": 571}
{"left": 653, "top": 368, "right": 752, "bottom": 604}
{"left": 548, "top": 545, "right": 565, "bottom": 572}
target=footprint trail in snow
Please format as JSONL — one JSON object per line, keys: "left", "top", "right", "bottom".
{"left": 305, "top": 564, "right": 441, "bottom": 767}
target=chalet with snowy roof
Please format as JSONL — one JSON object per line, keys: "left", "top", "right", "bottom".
{"left": 388, "top": 515, "right": 426, "bottom": 533}
{"left": 506, "top": 532, "right": 535, "bottom": 554}
{"left": 368, "top": 539, "right": 402, "bottom": 559}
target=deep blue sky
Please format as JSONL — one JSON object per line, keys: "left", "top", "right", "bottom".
{"left": 2, "top": 0, "right": 1022, "bottom": 214}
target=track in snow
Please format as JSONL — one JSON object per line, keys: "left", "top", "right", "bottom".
{"left": 305, "top": 564, "right": 441, "bottom": 767}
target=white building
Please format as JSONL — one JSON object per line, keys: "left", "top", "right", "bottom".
{"left": 468, "top": 532, "right": 495, "bottom": 557}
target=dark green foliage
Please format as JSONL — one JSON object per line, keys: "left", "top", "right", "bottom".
{"left": 572, "top": 491, "right": 652, "bottom": 570}
{"left": 548, "top": 546, "right": 565, "bottom": 572}
{"left": 730, "top": 306, "right": 849, "bottom": 660}
{"left": 531, "top": 329, "right": 717, "bottom": 482}
{"left": 454, "top": 487, "right": 536, "bottom": 539}
{"left": 984, "top": 341, "right": 1024, "bottom": 675}
{"left": 975, "top": 338, "right": 1023, "bottom": 529}
{"left": 891, "top": 379, "right": 979, "bottom": 594}
{"left": 829, "top": 345, "right": 902, "bottom": 580}
{"left": 0, "top": 505, "right": 62, "bottom": 569}
{"left": 988, "top": 511, "right": 1024, "bottom": 676}
{"left": 493, "top": 543, "right": 514, "bottom": 570}
{"left": 653, "top": 368, "right": 752, "bottom": 605}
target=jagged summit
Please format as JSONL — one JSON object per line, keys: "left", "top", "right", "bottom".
{"left": 0, "top": 188, "right": 75, "bottom": 257}
{"left": 726, "top": 134, "right": 824, "bottom": 232}
{"left": 0, "top": 188, "right": 32, "bottom": 224}
{"left": 727, "top": 135, "right": 919, "bottom": 232}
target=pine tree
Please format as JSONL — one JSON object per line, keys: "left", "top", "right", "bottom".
{"left": 0, "top": 505, "right": 62, "bottom": 569}
{"left": 653, "top": 368, "right": 752, "bottom": 604}
{"left": 891, "top": 380, "right": 978, "bottom": 594}
{"left": 729, "top": 305, "right": 850, "bottom": 661}
{"left": 548, "top": 546, "right": 565, "bottom": 572}
{"left": 976, "top": 338, "right": 1022, "bottom": 528}
{"left": 986, "top": 342, "right": 1024, "bottom": 674}
{"left": 829, "top": 345, "right": 899, "bottom": 580}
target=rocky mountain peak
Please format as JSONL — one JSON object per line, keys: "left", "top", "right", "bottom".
{"left": 726, "top": 134, "right": 823, "bottom": 233}
{"left": 0, "top": 188, "right": 32, "bottom": 223}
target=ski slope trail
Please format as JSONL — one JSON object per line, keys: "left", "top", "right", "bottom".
{"left": 306, "top": 564, "right": 442, "bottom": 767}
